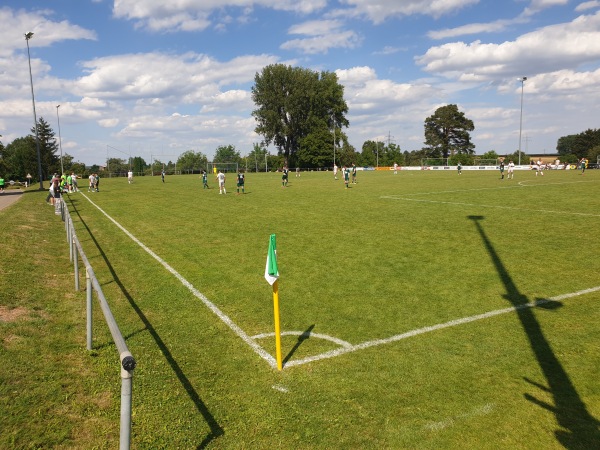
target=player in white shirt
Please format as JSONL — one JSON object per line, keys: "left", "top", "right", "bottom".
{"left": 536, "top": 159, "right": 544, "bottom": 176}
{"left": 217, "top": 170, "right": 226, "bottom": 194}
{"left": 507, "top": 160, "right": 515, "bottom": 179}
{"left": 128, "top": 170, "right": 133, "bottom": 184}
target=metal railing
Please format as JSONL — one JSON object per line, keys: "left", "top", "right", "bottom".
{"left": 59, "top": 198, "right": 136, "bottom": 450}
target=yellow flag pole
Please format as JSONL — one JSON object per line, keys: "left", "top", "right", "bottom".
{"left": 272, "top": 279, "right": 283, "bottom": 371}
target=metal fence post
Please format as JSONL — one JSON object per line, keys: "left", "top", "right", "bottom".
{"left": 73, "top": 236, "right": 79, "bottom": 291}
{"left": 119, "top": 352, "right": 136, "bottom": 450}
{"left": 86, "top": 269, "right": 93, "bottom": 351}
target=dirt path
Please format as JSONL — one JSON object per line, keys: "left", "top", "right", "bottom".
{"left": 0, "top": 190, "right": 24, "bottom": 211}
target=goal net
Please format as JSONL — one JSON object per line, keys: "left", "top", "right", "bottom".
{"left": 420, "top": 158, "right": 449, "bottom": 167}
{"left": 472, "top": 158, "right": 498, "bottom": 166}
{"left": 207, "top": 162, "right": 239, "bottom": 174}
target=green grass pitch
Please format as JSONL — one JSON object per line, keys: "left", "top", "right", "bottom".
{"left": 1, "top": 168, "right": 599, "bottom": 448}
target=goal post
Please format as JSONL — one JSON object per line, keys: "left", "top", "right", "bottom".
{"left": 207, "top": 162, "right": 239, "bottom": 174}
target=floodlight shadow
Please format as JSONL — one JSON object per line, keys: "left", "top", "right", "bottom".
{"left": 468, "top": 215, "right": 600, "bottom": 447}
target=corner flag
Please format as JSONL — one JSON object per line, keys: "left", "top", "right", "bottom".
{"left": 264, "top": 234, "right": 279, "bottom": 285}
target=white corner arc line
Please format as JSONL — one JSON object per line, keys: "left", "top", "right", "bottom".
{"left": 251, "top": 331, "right": 353, "bottom": 349}
{"left": 284, "top": 286, "right": 600, "bottom": 368}
{"left": 80, "top": 194, "right": 277, "bottom": 368}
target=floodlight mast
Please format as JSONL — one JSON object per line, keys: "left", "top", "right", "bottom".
{"left": 56, "top": 105, "right": 64, "bottom": 175}
{"left": 518, "top": 76, "right": 527, "bottom": 166}
{"left": 25, "top": 32, "right": 44, "bottom": 189}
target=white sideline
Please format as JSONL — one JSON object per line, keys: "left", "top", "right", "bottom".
{"left": 80, "top": 194, "right": 600, "bottom": 370}
{"left": 81, "top": 194, "right": 278, "bottom": 368}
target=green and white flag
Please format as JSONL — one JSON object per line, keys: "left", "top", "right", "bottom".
{"left": 264, "top": 234, "right": 279, "bottom": 285}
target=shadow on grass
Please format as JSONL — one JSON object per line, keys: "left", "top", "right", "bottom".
{"left": 468, "top": 215, "right": 600, "bottom": 448}
{"left": 283, "top": 324, "right": 315, "bottom": 365}
{"left": 69, "top": 197, "right": 224, "bottom": 449}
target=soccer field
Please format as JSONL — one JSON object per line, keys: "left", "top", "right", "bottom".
{"left": 63, "top": 169, "right": 600, "bottom": 448}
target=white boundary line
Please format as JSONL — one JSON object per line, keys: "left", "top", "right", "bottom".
{"left": 79, "top": 193, "right": 600, "bottom": 370}
{"left": 399, "top": 179, "right": 594, "bottom": 197}
{"left": 381, "top": 196, "right": 600, "bottom": 217}
{"left": 80, "top": 194, "right": 278, "bottom": 368}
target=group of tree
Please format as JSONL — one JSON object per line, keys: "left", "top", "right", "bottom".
{"left": 556, "top": 128, "right": 600, "bottom": 163}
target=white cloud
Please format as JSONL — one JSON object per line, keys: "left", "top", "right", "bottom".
{"left": 281, "top": 19, "right": 362, "bottom": 54}
{"left": 336, "top": 0, "right": 480, "bottom": 23}
{"left": 416, "top": 11, "right": 600, "bottom": 78}
{"left": 575, "top": 0, "right": 600, "bottom": 11}
{"left": 99, "top": 118, "right": 119, "bottom": 127}
{"left": 112, "top": 0, "right": 328, "bottom": 31}
{"left": 0, "top": 7, "right": 96, "bottom": 57}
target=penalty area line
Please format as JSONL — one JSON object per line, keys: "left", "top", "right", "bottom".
{"left": 80, "top": 193, "right": 278, "bottom": 369}
{"left": 284, "top": 285, "right": 600, "bottom": 368}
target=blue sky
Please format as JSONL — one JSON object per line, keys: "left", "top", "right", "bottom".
{"left": 2, "top": 0, "right": 600, "bottom": 165}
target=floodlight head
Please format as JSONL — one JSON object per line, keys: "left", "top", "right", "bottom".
{"left": 25, "top": 32, "right": 34, "bottom": 40}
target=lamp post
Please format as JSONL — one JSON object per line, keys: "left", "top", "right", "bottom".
{"left": 332, "top": 114, "right": 336, "bottom": 169}
{"left": 518, "top": 76, "right": 527, "bottom": 166}
{"left": 56, "top": 105, "right": 64, "bottom": 175}
{"left": 25, "top": 32, "right": 44, "bottom": 189}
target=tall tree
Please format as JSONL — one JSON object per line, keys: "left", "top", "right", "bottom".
{"left": 31, "top": 116, "right": 60, "bottom": 179}
{"left": 213, "top": 145, "right": 241, "bottom": 164}
{"left": 423, "top": 104, "right": 474, "bottom": 158}
{"left": 131, "top": 156, "right": 147, "bottom": 174}
{"left": 251, "top": 64, "right": 349, "bottom": 162}
{"left": 177, "top": 150, "right": 207, "bottom": 173}
{"left": 3, "top": 136, "right": 38, "bottom": 180}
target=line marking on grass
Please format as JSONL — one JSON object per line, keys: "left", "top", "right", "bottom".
{"left": 424, "top": 403, "right": 495, "bottom": 432}
{"left": 396, "top": 179, "right": 594, "bottom": 197}
{"left": 284, "top": 286, "right": 600, "bottom": 368}
{"left": 381, "top": 196, "right": 600, "bottom": 217}
{"left": 80, "top": 194, "right": 278, "bottom": 369}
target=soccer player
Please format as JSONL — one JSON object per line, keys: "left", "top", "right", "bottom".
{"left": 343, "top": 165, "right": 350, "bottom": 189}
{"left": 393, "top": 162, "right": 398, "bottom": 174}
{"left": 128, "top": 170, "right": 133, "bottom": 184}
{"left": 536, "top": 159, "right": 544, "bottom": 176}
{"left": 507, "top": 160, "right": 515, "bottom": 179}
{"left": 580, "top": 157, "right": 587, "bottom": 175}
{"left": 351, "top": 163, "right": 357, "bottom": 184}
{"left": 296, "top": 167, "right": 300, "bottom": 177}
{"left": 499, "top": 159, "right": 505, "bottom": 179}
{"left": 281, "top": 166, "right": 289, "bottom": 187}
{"left": 161, "top": 170, "right": 165, "bottom": 183}
{"left": 236, "top": 171, "right": 245, "bottom": 194}
{"left": 217, "top": 170, "right": 226, "bottom": 194}
{"left": 333, "top": 164, "right": 338, "bottom": 180}
{"left": 71, "top": 173, "right": 79, "bottom": 192}
{"left": 0, "top": 175, "right": 4, "bottom": 193}
{"left": 202, "top": 170, "right": 209, "bottom": 189}
{"left": 457, "top": 162, "right": 462, "bottom": 175}
{"left": 88, "top": 173, "right": 95, "bottom": 192}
